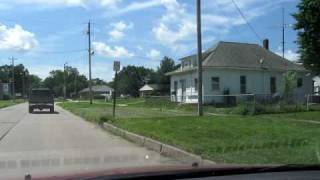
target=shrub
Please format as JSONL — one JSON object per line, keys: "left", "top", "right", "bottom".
{"left": 234, "top": 104, "right": 251, "bottom": 115}
{"left": 98, "top": 115, "right": 114, "bottom": 125}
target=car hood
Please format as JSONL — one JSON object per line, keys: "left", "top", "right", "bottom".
{"left": 32, "top": 164, "right": 320, "bottom": 180}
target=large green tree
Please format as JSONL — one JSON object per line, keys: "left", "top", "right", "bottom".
{"left": 293, "top": 0, "right": 320, "bottom": 73}
{"left": 116, "top": 65, "right": 156, "bottom": 97}
{"left": 43, "top": 66, "right": 88, "bottom": 97}
{"left": 156, "top": 56, "right": 177, "bottom": 85}
{"left": 0, "top": 64, "right": 41, "bottom": 97}
{"left": 92, "top": 78, "right": 107, "bottom": 86}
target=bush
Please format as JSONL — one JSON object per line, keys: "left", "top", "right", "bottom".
{"left": 234, "top": 104, "right": 251, "bottom": 115}
{"left": 98, "top": 115, "right": 114, "bottom": 125}
{"left": 2, "top": 95, "right": 10, "bottom": 100}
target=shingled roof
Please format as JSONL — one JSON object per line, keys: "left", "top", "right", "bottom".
{"left": 167, "top": 41, "right": 307, "bottom": 75}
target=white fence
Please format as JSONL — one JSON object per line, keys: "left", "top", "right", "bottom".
{"left": 306, "top": 94, "right": 320, "bottom": 110}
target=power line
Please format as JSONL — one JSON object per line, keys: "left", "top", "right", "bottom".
{"left": 231, "top": 0, "right": 262, "bottom": 42}
{"left": 212, "top": 0, "right": 246, "bottom": 41}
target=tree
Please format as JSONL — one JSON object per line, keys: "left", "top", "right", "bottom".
{"left": 43, "top": 66, "right": 88, "bottom": 97}
{"left": 29, "top": 74, "right": 42, "bottom": 89}
{"left": 282, "top": 71, "right": 297, "bottom": 102}
{"left": 156, "top": 56, "right": 177, "bottom": 85}
{"left": 293, "top": 0, "right": 320, "bottom": 73}
{"left": 0, "top": 64, "right": 41, "bottom": 96}
{"left": 116, "top": 65, "right": 156, "bottom": 97}
{"left": 92, "top": 78, "right": 107, "bottom": 86}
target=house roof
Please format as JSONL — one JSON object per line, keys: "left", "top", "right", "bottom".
{"left": 139, "top": 84, "right": 161, "bottom": 91}
{"left": 166, "top": 41, "right": 307, "bottom": 75}
{"left": 79, "top": 85, "right": 114, "bottom": 93}
{"left": 139, "top": 84, "right": 169, "bottom": 91}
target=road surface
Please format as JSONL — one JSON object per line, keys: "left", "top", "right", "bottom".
{"left": 0, "top": 103, "right": 181, "bottom": 179}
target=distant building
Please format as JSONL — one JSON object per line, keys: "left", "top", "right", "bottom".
{"left": 166, "top": 40, "right": 314, "bottom": 104}
{"left": 139, "top": 84, "right": 169, "bottom": 97}
{"left": 314, "top": 76, "right": 320, "bottom": 95}
{"left": 0, "top": 82, "right": 11, "bottom": 100}
{"left": 79, "top": 85, "right": 114, "bottom": 100}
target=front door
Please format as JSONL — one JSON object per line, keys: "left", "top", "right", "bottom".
{"left": 174, "top": 81, "right": 178, "bottom": 102}
{"left": 180, "top": 79, "right": 186, "bottom": 102}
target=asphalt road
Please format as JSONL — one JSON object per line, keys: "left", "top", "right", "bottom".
{"left": 0, "top": 103, "right": 181, "bottom": 179}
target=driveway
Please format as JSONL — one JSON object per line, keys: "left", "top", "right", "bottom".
{"left": 0, "top": 103, "right": 180, "bottom": 179}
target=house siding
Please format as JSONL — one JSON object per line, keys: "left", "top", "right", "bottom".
{"left": 170, "top": 68, "right": 313, "bottom": 104}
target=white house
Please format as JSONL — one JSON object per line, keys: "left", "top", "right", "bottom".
{"left": 139, "top": 84, "right": 170, "bottom": 97}
{"left": 139, "top": 84, "right": 160, "bottom": 97}
{"left": 166, "top": 40, "right": 313, "bottom": 104}
{"left": 314, "top": 76, "right": 320, "bottom": 95}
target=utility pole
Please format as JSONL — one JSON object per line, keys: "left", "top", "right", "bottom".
{"left": 22, "top": 71, "right": 25, "bottom": 100}
{"left": 9, "top": 57, "right": 16, "bottom": 102}
{"left": 113, "top": 61, "right": 120, "bottom": 118}
{"left": 87, "top": 20, "right": 93, "bottom": 104}
{"left": 74, "top": 72, "right": 77, "bottom": 98}
{"left": 63, "top": 63, "right": 68, "bottom": 100}
{"left": 196, "top": 0, "right": 203, "bottom": 116}
{"left": 282, "top": 7, "right": 285, "bottom": 59}
{"left": 113, "top": 70, "right": 118, "bottom": 117}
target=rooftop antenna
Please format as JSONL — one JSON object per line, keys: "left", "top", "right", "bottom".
{"left": 269, "top": 6, "right": 294, "bottom": 59}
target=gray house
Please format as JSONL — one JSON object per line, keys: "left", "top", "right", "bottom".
{"left": 79, "top": 85, "right": 114, "bottom": 100}
{"left": 166, "top": 40, "right": 313, "bottom": 104}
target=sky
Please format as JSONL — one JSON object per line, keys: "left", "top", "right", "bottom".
{"left": 0, "top": 0, "right": 301, "bottom": 81}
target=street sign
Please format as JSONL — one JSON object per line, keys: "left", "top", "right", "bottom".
{"left": 113, "top": 61, "right": 120, "bottom": 71}
{"left": 113, "top": 61, "right": 120, "bottom": 117}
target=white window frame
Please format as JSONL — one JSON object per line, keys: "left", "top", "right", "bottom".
{"left": 211, "top": 77, "right": 220, "bottom": 91}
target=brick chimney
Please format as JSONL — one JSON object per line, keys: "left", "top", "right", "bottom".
{"left": 263, "top": 39, "right": 269, "bottom": 50}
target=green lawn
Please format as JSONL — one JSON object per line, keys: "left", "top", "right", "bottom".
{"left": 60, "top": 100, "right": 196, "bottom": 120}
{"left": 59, "top": 100, "right": 320, "bottom": 165}
{"left": 261, "top": 111, "right": 320, "bottom": 122}
{"left": 0, "top": 99, "right": 24, "bottom": 109}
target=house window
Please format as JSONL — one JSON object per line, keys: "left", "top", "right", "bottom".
{"left": 297, "top": 78, "right": 303, "bottom": 88}
{"left": 240, "top": 76, "right": 246, "bottom": 94}
{"left": 211, "top": 77, "right": 220, "bottom": 91}
{"left": 182, "top": 60, "right": 191, "bottom": 69}
{"left": 173, "top": 81, "right": 178, "bottom": 94}
{"left": 194, "top": 78, "right": 198, "bottom": 91}
{"left": 270, "top": 77, "right": 276, "bottom": 94}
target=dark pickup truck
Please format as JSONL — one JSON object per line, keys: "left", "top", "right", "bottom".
{"left": 29, "top": 88, "right": 54, "bottom": 113}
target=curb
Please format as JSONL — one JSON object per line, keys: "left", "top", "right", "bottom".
{"left": 102, "top": 123, "right": 215, "bottom": 166}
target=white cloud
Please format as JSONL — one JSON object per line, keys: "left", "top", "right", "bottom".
{"left": 92, "top": 41, "right": 134, "bottom": 58}
{"left": 151, "top": 0, "right": 291, "bottom": 56}
{"left": 107, "top": 0, "right": 161, "bottom": 16}
{"left": 146, "top": 49, "right": 161, "bottom": 59}
{"left": 152, "top": 0, "right": 196, "bottom": 54}
{"left": 108, "top": 21, "right": 133, "bottom": 41}
{"left": 27, "top": 64, "right": 61, "bottom": 79}
{"left": 0, "top": 0, "right": 121, "bottom": 9}
{"left": 100, "top": 0, "right": 121, "bottom": 8}
{"left": 0, "top": 23, "right": 38, "bottom": 51}
{"left": 276, "top": 49, "right": 300, "bottom": 62}
{"left": 136, "top": 45, "right": 143, "bottom": 51}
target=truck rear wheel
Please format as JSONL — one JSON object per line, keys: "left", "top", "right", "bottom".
{"left": 29, "top": 107, "right": 33, "bottom": 113}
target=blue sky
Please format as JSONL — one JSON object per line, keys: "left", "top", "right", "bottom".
{"left": 0, "top": 0, "right": 300, "bottom": 81}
